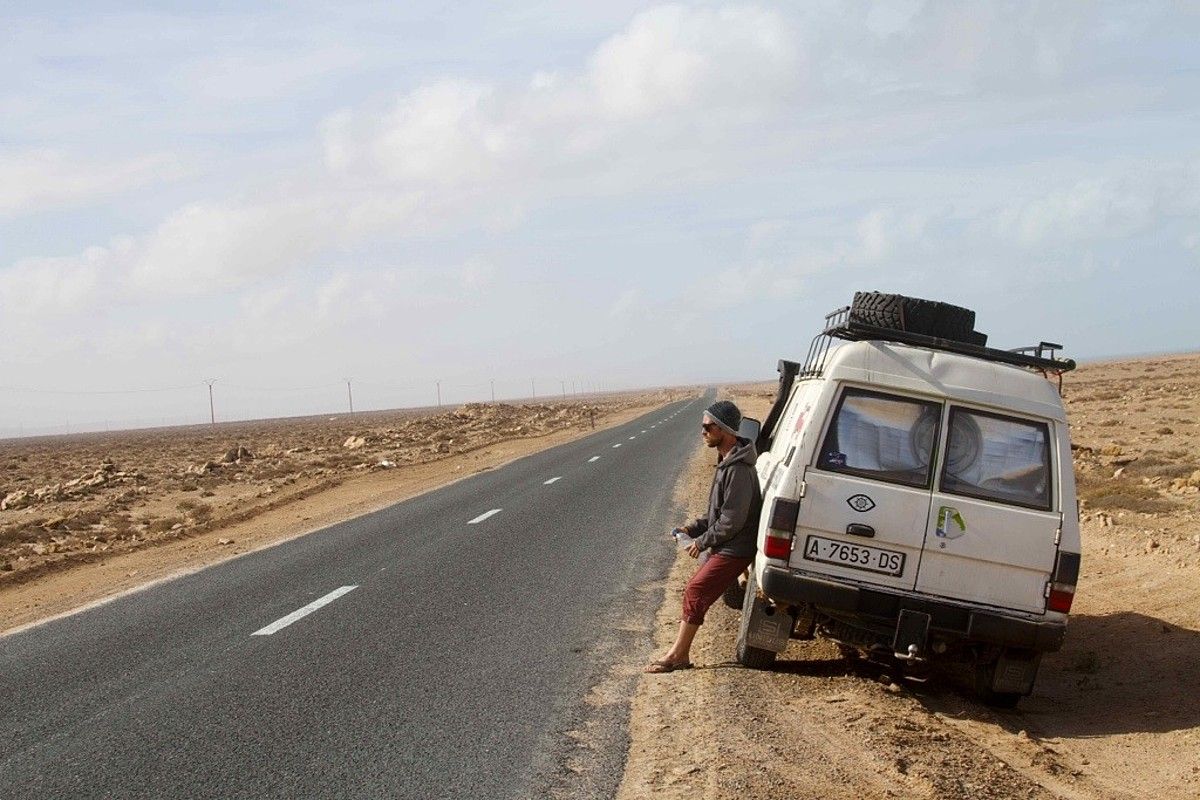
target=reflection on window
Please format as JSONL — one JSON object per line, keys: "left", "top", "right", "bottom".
{"left": 940, "top": 409, "right": 1052, "bottom": 509}
{"left": 817, "top": 389, "right": 940, "bottom": 488}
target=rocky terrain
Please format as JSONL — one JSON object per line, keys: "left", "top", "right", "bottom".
{"left": 0, "top": 394, "right": 670, "bottom": 588}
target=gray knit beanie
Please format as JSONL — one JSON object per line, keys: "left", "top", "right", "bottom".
{"left": 703, "top": 400, "right": 742, "bottom": 436}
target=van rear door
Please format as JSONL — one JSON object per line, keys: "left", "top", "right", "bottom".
{"left": 914, "top": 407, "right": 1059, "bottom": 613}
{"left": 790, "top": 386, "right": 940, "bottom": 591}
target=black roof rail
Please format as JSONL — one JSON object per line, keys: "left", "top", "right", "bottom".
{"left": 801, "top": 306, "right": 1076, "bottom": 378}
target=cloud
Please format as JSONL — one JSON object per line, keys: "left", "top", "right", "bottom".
{"left": 131, "top": 197, "right": 341, "bottom": 293}
{"left": 993, "top": 165, "right": 1199, "bottom": 247}
{"left": 609, "top": 287, "right": 647, "bottom": 320}
{"left": 320, "top": 4, "right": 800, "bottom": 197}
{"left": 0, "top": 250, "right": 106, "bottom": 318}
{"left": 856, "top": 208, "right": 932, "bottom": 262}
{"left": 459, "top": 257, "right": 495, "bottom": 291}
{"left": 587, "top": 5, "right": 799, "bottom": 119}
{"left": 0, "top": 149, "right": 184, "bottom": 217}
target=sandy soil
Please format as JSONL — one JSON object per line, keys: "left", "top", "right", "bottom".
{"left": 619, "top": 354, "right": 1200, "bottom": 800}
{"left": 0, "top": 392, "right": 684, "bottom": 633}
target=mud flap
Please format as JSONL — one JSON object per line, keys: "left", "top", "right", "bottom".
{"left": 743, "top": 595, "right": 793, "bottom": 653}
{"left": 892, "top": 609, "right": 931, "bottom": 661}
{"left": 990, "top": 648, "right": 1042, "bottom": 695}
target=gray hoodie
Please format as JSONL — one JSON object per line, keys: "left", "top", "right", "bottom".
{"left": 685, "top": 437, "right": 762, "bottom": 559}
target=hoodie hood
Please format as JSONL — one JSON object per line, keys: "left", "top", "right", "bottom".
{"left": 719, "top": 437, "right": 758, "bottom": 469}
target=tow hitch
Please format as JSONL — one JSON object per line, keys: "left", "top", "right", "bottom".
{"left": 893, "top": 609, "right": 932, "bottom": 662}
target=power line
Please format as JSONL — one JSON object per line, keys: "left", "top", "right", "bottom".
{"left": 0, "top": 383, "right": 201, "bottom": 395}
{"left": 220, "top": 382, "right": 342, "bottom": 392}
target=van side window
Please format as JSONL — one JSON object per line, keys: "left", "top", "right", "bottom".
{"left": 939, "top": 408, "right": 1052, "bottom": 510}
{"left": 816, "top": 388, "right": 941, "bottom": 489}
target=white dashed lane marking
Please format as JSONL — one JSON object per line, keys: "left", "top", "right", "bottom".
{"left": 588, "top": 456, "right": 601, "bottom": 463}
{"left": 251, "top": 586, "right": 358, "bottom": 636}
{"left": 628, "top": 436, "right": 636, "bottom": 440}
{"left": 468, "top": 509, "right": 503, "bottom": 524}
{"left": 543, "top": 476, "right": 562, "bottom": 485}
{"left": 612, "top": 443, "right": 622, "bottom": 448}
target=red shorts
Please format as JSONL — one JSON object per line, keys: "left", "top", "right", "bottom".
{"left": 682, "top": 553, "right": 754, "bottom": 625}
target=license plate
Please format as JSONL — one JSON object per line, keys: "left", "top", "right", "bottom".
{"left": 802, "top": 535, "right": 905, "bottom": 576}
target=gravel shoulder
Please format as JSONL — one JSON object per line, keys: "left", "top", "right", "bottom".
{"left": 618, "top": 354, "right": 1200, "bottom": 800}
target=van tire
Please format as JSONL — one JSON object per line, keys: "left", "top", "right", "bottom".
{"left": 735, "top": 570, "right": 777, "bottom": 669}
{"left": 849, "top": 292, "right": 978, "bottom": 344}
{"left": 974, "top": 661, "right": 1022, "bottom": 709}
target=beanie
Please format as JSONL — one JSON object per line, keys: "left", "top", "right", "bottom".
{"left": 703, "top": 400, "right": 742, "bottom": 436}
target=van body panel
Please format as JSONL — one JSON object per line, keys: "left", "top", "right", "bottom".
{"left": 822, "top": 342, "right": 1067, "bottom": 423}
{"left": 790, "top": 469, "right": 933, "bottom": 590}
{"left": 914, "top": 497, "right": 1059, "bottom": 613}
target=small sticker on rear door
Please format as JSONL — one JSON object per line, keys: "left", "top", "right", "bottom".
{"left": 936, "top": 506, "right": 966, "bottom": 539}
{"left": 846, "top": 494, "right": 876, "bottom": 512}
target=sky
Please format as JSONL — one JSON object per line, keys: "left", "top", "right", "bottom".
{"left": 2, "top": 1, "right": 1198, "bottom": 436}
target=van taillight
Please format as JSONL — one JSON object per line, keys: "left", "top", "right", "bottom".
{"left": 1047, "top": 551, "right": 1081, "bottom": 613}
{"left": 764, "top": 498, "right": 799, "bottom": 560}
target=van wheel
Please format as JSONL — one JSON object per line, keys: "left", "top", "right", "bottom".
{"left": 974, "top": 661, "right": 1022, "bottom": 709}
{"left": 722, "top": 572, "right": 747, "bottom": 609}
{"left": 849, "top": 292, "right": 979, "bottom": 344}
{"left": 735, "top": 570, "right": 777, "bottom": 669}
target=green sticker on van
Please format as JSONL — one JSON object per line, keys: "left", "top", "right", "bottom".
{"left": 936, "top": 506, "right": 966, "bottom": 540}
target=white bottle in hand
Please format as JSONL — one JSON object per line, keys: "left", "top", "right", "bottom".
{"left": 672, "top": 528, "right": 709, "bottom": 565}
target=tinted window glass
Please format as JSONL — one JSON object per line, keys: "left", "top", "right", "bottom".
{"left": 939, "top": 408, "right": 1052, "bottom": 509}
{"left": 817, "top": 389, "right": 941, "bottom": 488}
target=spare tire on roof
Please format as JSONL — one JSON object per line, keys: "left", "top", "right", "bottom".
{"left": 849, "top": 291, "right": 981, "bottom": 345}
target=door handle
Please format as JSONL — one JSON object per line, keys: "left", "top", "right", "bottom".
{"left": 846, "top": 523, "right": 875, "bottom": 538}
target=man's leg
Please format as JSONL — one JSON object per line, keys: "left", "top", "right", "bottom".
{"left": 669, "top": 621, "right": 701, "bottom": 660}
{"left": 644, "top": 554, "right": 751, "bottom": 673}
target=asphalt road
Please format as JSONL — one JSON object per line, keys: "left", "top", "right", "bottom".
{"left": 0, "top": 392, "right": 712, "bottom": 799}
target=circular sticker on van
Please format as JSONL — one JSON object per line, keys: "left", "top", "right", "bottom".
{"left": 847, "top": 494, "right": 876, "bottom": 512}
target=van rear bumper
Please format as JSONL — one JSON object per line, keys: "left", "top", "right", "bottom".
{"left": 761, "top": 565, "right": 1066, "bottom": 653}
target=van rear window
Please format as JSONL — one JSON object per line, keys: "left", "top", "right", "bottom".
{"left": 939, "top": 408, "right": 1052, "bottom": 510}
{"left": 817, "top": 388, "right": 940, "bottom": 489}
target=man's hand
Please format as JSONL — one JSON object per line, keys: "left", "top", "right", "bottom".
{"left": 686, "top": 541, "right": 702, "bottom": 559}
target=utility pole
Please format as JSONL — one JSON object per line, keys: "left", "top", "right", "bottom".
{"left": 490, "top": 380, "right": 495, "bottom": 403}
{"left": 204, "top": 379, "right": 217, "bottom": 425}
{"left": 436, "top": 380, "right": 442, "bottom": 408}
{"left": 531, "top": 378, "right": 535, "bottom": 399}
{"left": 345, "top": 378, "right": 354, "bottom": 414}
{"left": 561, "top": 380, "right": 566, "bottom": 398}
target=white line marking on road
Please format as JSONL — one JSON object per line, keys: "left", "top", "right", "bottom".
{"left": 543, "top": 476, "right": 562, "bottom": 485}
{"left": 588, "top": 456, "right": 601, "bottom": 462}
{"left": 612, "top": 443, "right": 622, "bottom": 448}
{"left": 252, "top": 586, "right": 358, "bottom": 636}
{"left": 468, "top": 508, "right": 503, "bottom": 524}
{"left": 641, "top": 430, "right": 647, "bottom": 434}
{"left": 628, "top": 435, "right": 637, "bottom": 440}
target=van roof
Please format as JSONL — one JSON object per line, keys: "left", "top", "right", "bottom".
{"left": 815, "top": 340, "right": 1067, "bottom": 422}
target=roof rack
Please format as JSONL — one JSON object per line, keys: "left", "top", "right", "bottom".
{"left": 801, "top": 305, "right": 1077, "bottom": 380}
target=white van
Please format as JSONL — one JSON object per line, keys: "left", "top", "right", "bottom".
{"left": 735, "top": 293, "right": 1080, "bottom": 707}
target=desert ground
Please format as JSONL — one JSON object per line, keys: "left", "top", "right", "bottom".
{"left": 4, "top": 354, "right": 1199, "bottom": 798}
{"left": 0, "top": 391, "right": 681, "bottom": 631}
{"left": 619, "top": 353, "right": 1200, "bottom": 800}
